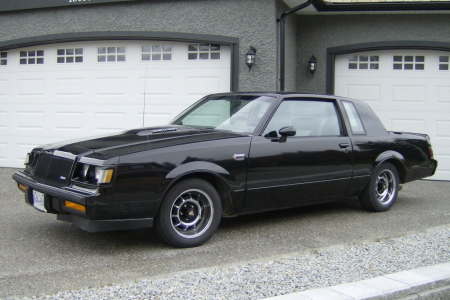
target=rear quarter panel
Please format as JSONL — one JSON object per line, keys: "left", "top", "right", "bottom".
{"left": 339, "top": 98, "right": 434, "bottom": 197}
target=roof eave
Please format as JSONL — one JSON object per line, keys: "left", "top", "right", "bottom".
{"left": 312, "top": 0, "right": 450, "bottom": 11}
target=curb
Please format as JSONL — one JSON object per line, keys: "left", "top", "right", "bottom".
{"left": 262, "top": 262, "right": 450, "bottom": 300}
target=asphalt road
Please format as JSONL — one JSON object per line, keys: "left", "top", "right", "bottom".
{"left": 1, "top": 167, "right": 449, "bottom": 299}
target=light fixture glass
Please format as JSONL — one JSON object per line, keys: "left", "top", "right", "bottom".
{"left": 246, "top": 46, "right": 257, "bottom": 72}
{"left": 308, "top": 55, "right": 317, "bottom": 76}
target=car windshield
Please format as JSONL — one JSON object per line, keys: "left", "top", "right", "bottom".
{"left": 171, "top": 95, "right": 276, "bottom": 134}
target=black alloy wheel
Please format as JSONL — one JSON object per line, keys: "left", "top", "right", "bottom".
{"left": 359, "top": 162, "right": 399, "bottom": 212}
{"left": 155, "top": 178, "right": 222, "bottom": 248}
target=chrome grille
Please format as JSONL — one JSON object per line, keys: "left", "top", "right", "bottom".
{"left": 32, "top": 154, "right": 74, "bottom": 187}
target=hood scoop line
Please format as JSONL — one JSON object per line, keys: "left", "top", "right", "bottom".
{"left": 137, "top": 127, "right": 178, "bottom": 136}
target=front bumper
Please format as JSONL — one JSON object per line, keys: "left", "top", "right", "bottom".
{"left": 12, "top": 171, "right": 154, "bottom": 232}
{"left": 57, "top": 214, "right": 153, "bottom": 233}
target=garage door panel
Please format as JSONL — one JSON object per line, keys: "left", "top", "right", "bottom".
{"left": 436, "top": 120, "right": 450, "bottom": 138}
{"left": 433, "top": 150, "right": 449, "bottom": 181}
{"left": 437, "top": 87, "right": 450, "bottom": 103}
{"left": 0, "top": 40, "right": 231, "bottom": 168}
{"left": 0, "top": 111, "right": 7, "bottom": 129}
{"left": 346, "top": 84, "right": 381, "bottom": 102}
{"left": 0, "top": 143, "right": 6, "bottom": 163}
{"left": 142, "top": 103, "right": 189, "bottom": 126}
{"left": 389, "top": 118, "right": 425, "bottom": 133}
{"left": 143, "top": 77, "right": 173, "bottom": 96}
{"left": 96, "top": 79, "right": 129, "bottom": 96}
{"left": 143, "top": 112, "right": 173, "bottom": 126}
{"left": 391, "top": 84, "right": 427, "bottom": 102}
{"left": 336, "top": 50, "right": 450, "bottom": 180}
{"left": 55, "top": 78, "right": 85, "bottom": 97}
{"left": 186, "top": 77, "right": 222, "bottom": 96}
{"left": 54, "top": 112, "right": 85, "bottom": 131}
{"left": 0, "top": 79, "right": 8, "bottom": 97}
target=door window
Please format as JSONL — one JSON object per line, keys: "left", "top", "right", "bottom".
{"left": 263, "top": 100, "right": 342, "bottom": 137}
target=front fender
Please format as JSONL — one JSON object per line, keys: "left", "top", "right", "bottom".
{"left": 165, "top": 161, "right": 232, "bottom": 182}
{"left": 163, "top": 161, "right": 243, "bottom": 216}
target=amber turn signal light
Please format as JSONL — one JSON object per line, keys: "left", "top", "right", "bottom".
{"left": 64, "top": 201, "right": 86, "bottom": 213}
{"left": 18, "top": 184, "right": 27, "bottom": 192}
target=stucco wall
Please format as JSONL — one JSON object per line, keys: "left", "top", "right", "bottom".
{"left": 296, "top": 14, "right": 450, "bottom": 94}
{"left": 276, "top": 0, "right": 299, "bottom": 92}
{"left": 0, "top": 0, "right": 280, "bottom": 91}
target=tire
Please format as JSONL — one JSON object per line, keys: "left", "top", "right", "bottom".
{"left": 155, "top": 178, "right": 222, "bottom": 248}
{"left": 359, "top": 162, "right": 399, "bottom": 212}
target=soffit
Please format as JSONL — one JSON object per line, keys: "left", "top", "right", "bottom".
{"left": 283, "top": 0, "right": 450, "bottom": 13}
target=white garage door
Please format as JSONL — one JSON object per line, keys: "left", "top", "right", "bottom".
{"left": 0, "top": 41, "right": 231, "bottom": 168}
{"left": 335, "top": 49, "right": 450, "bottom": 181}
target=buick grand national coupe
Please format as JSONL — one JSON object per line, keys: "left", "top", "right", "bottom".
{"left": 13, "top": 93, "right": 437, "bottom": 247}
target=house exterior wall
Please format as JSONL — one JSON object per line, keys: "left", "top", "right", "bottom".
{"left": 0, "top": 0, "right": 280, "bottom": 91}
{"left": 296, "top": 13, "right": 450, "bottom": 94}
{"left": 276, "top": 0, "right": 299, "bottom": 92}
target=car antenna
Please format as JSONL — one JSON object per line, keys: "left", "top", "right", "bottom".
{"left": 143, "top": 68, "right": 148, "bottom": 128}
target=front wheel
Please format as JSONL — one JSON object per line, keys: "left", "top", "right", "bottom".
{"left": 359, "top": 162, "right": 399, "bottom": 212}
{"left": 155, "top": 178, "right": 222, "bottom": 248}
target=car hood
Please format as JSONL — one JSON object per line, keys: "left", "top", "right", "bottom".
{"left": 39, "top": 126, "right": 248, "bottom": 159}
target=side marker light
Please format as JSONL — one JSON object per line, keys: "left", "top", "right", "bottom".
{"left": 64, "top": 201, "right": 86, "bottom": 213}
{"left": 18, "top": 184, "right": 27, "bottom": 192}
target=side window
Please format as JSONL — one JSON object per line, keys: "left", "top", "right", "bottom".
{"left": 263, "top": 100, "right": 342, "bottom": 137}
{"left": 342, "top": 101, "right": 366, "bottom": 134}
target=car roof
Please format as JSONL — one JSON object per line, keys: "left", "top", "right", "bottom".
{"left": 206, "top": 92, "right": 359, "bottom": 102}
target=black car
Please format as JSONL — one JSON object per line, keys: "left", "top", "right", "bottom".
{"left": 13, "top": 93, "right": 437, "bottom": 247}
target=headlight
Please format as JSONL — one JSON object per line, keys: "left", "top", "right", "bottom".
{"left": 74, "top": 163, "right": 114, "bottom": 185}
{"left": 24, "top": 152, "right": 39, "bottom": 167}
{"left": 95, "top": 167, "right": 114, "bottom": 184}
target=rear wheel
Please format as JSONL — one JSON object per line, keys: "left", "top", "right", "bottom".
{"left": 359, "top": 162, "right": 399, "bottom": 212}
{"left": 155, "top": 178, "right": 222, "bottom": 248}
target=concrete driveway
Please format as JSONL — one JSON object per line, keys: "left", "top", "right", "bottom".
{"left": 1, "top": 167, "right": 449, "bottom": 298}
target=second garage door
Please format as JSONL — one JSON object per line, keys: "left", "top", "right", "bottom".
{"left": 0, "top": 40, "right": 231, "bottom": 168}
{"left": 335, "top": 49, "right": 450, "bottom": 181}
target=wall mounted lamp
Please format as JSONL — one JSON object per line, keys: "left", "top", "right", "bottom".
{"left": 246, "top": 46, "right": 257, "bottom": 72}
{"left": 308, "top": 55, "right": 317, "bottom": 77}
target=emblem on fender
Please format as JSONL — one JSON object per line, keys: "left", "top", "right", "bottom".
{"left": 233, "top": 154, "right": 245, "bottom": 161}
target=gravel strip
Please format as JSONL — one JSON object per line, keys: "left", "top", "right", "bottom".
{"left": 7, "top": 226, "right": 450, "bottom": 300}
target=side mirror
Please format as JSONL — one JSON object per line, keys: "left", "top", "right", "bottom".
{"left": 278, "top": 126, "right": 296, "bottom": 143}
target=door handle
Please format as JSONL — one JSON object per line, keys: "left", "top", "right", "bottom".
{"left": 339, "top": 143, "right": 350, "bottom": 148}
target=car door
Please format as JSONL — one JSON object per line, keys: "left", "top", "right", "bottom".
{"left": 245, "top": 98, "right": 353, "bottom": 210}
